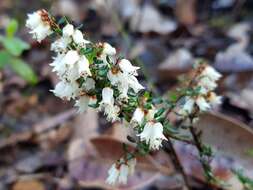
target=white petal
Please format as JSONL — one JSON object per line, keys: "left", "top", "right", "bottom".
{"left": 74, "top": 96, "right": 89, "bottom": 113}
{"left": 63, "top": 50, "right": 80, "bottom": 67}
{"left": 83, "top": 78, "right": 95, "bottom": 91}
{"left": 101, "top": 87, "right": 114, "bottom": 105}
{"left": 201, "top": 66, "right": 222, "bottom": 81}
{"left": 63, "top": 24, "right": 74, "bottom": 37}
{"left": 138, "top": 122, "right": 167, "bottom": 150}
{"left": 119, "top": 59, "right": 139, "bottom": 75}
{"left": 196, "top": 96, "right": 210, "bottom": 111}
{"left": 106, "top": 164, "right": 119, "bottom": 185}
{"left": 51, "top": 37, "right": 71, "bottom": 53}
{"left": 51, "top": 81, "right": 79, "bottom": 100}
{"left": 77, "top": 56, "right": 91, "bottom": 76}
{"left": 30, "top": 24, "right": 52, "bottom": 42}
{"left": 131, "top": 107, "right": 144, "bottom": 126}
{"left": 73, "top": 29, "right": 90, "bottom": 45}
{"left": 26, "top": 12, "right": 42, "bottom": 29}
{"left": 102, "top": 42, "right": 116, "bottom": 55}
{"left": 179, "top": 97, "right": 195, "bottom": 115}
{"left": 128, "top": 75, "right": 144, "bottom": 93}
{"left": 118, "top": 164, "right": 129, "bottom": 184}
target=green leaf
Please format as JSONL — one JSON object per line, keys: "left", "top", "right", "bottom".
{"left": 0, "top": 37, "right": 30, "bottom": 56}
{"left": 154, "top": 107, "right": 165, "bottom": 118}
{"left": 57, "top": 17, "right": 67, "bottom": 25}
{"left": 0, "top": 50, "right": 11, "bottom": 68}
{"left": 6, "top": 19, "right": 18, "bottom": 38}
{"left": 9, "top": 58, "right": 38, "bottom": 84}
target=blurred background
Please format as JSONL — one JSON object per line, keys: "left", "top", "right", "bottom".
{"left": 1, "top": 0, "right": 253, "bottom": 189}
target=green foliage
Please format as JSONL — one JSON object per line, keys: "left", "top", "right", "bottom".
{"left": 0, "top": 50, "right": 11, "bottom": 68}
{"left": 0, "top": 19, "right": 37, "bottom": 84}
{"left": 6, "top": 19, "right": 18, "bottom": 38}
{"left": 9, "top": 59, "right": 37, "bottom": 85}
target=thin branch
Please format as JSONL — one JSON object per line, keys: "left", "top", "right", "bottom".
{"left": 164, "top": 138, "right": 191, "bottom": 189}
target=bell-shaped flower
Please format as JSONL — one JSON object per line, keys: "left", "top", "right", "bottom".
{"left": 106, "top": 158, "right": 136, "bottom": 185}
{"left": 99, "top": 87, "right": 119, "bottom": 121}
{"left": 73, "top": 29, "right": 90, "bottom": 46}
{"left": 138, "top": 122, "right": 167, "bottom": 150}
{"left": 130, "top": 107, "right": 145, "bottom": 127}
{"left": 196, "top": 96, "right": 210, "bottom": 111}
{"left": 62, "top": 24, "right": 74, "bottom": 37}
{"left": 51, "top": 81, "right": 80, "bottom": 100}
{"left": 26, "top": 10, "right": 52, "bottom": 42}
{"left": 118, "top": 59, "right": 140, "bottom": 76}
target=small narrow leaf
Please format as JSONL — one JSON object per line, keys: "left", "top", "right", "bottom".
{"left": 1, "top": 37, "right": 30, "bottom": 56}
{"left": 9, "top": 58, "right": 38, "bottom": 84}
{"left": 6, "top": 19, "right": 18, "bottom": 38}
{"left": 0, "top": 50, "right": 11, "bottom": 68}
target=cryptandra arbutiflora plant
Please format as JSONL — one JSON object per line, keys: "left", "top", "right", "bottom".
{"left": 26, "top": 10, "right": 222, "bottom": 186}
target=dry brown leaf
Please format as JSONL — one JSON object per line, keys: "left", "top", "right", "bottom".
{"left": 196, "top": 112, "right": 253, "bottom": 178}
{"left": 90, "top": 136, "right": 174, "bottom": 175}
{"left": 12, "top": 180, "right": 45, "bottom": 190}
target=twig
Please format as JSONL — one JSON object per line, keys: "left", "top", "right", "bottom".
{"left": 188, "top": 119, "right": 216, "bottom": 188}
{"left": 164, "top": 138, "right": 191, "bottom": 189}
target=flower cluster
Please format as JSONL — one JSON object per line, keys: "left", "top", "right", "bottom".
{"left": 178, "top": 64, "right": 222, "bottom": 116}
{"left": 26, "top": 10, "right": 222, "bottom": 186}
{"left": 106, "top": 158, "right": 136, "bottom": 185}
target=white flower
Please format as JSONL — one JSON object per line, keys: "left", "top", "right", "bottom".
{"left": 196, "top": 96, "right": 210, "bottom": 111}
{"left": 106, "top": 158, "right": 136, "bottom": 185}
{"left": 178, "top": 97, "right": 195, "bottom": 115}
{"left": 26, "top": 10, "right": 52, "bottom": 42}
{"left": 99, "top": 87, "right": 120, "bottom": 121}
{"left": 74, "top": 95, "right": 97, "bottom": 113}
{"left": 51, "top": 81, "right": 80, "bottom": 100}
{"left": 107, "top": 69, "right": 144, "bottom": 101}
{"left": 207, "top": 92, "right": 222, "bottom": 107}
{"left": 63, "top": 50, "right": 80, "bottom": 67}
{"left": 200, "top": 66, "right": 222, "bottom": 81}
{"left": 83, "top": 78, "right": 95, "bottom": 91}
{"left": 63, "top": 24, "right": 74, "bottom": 37}
{"left": 50, "top": 54, "right": 66, "bottom": 76}
{"left": 30, "top": 24, "right": 52, "bottom": 42}
{"left": 75, "top": 95, "right": 90, "bottom": 113}
{"left": 73, "top": 29, "right": 90, "bottom": 45}
{"left": 102, "top": 42, "right": 116, "bottom": 55}
{"left": 119, "top": 59, "right": 139, "bottom": 76}
{"left": 128, "top": 75, "right": 145, "bottom": 93}
{"left": 118, "top": 164, "right": 129, "bottom": 184}
{"left": 101, "top": 87, "right": 114, "bottom": 105}
{"left": 51, "top": 37, "right": 71, "bottom": 53}
{"left": 26, "top": 11, "right": 42, "bottom": 29}
{"left": 198, "top": 77, "right": 217, "bottom": 94}
{"left": 77, "top": 55, "right": 91, "bottom": 77}
{"left": 138, "top": 122, "right": 167, "bottom": 150}
{"left": 131, "top": 107, "right": 144, "bottom": 126}
{"left": 106, "top": 163, "right": 120, "bottom": 185}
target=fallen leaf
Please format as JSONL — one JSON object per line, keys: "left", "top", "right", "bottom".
{"left": 12, "top": 180, "right": 45, "bottom": 190}
{"left": 196, "top": 112, "right": 253, "bottom": 178}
